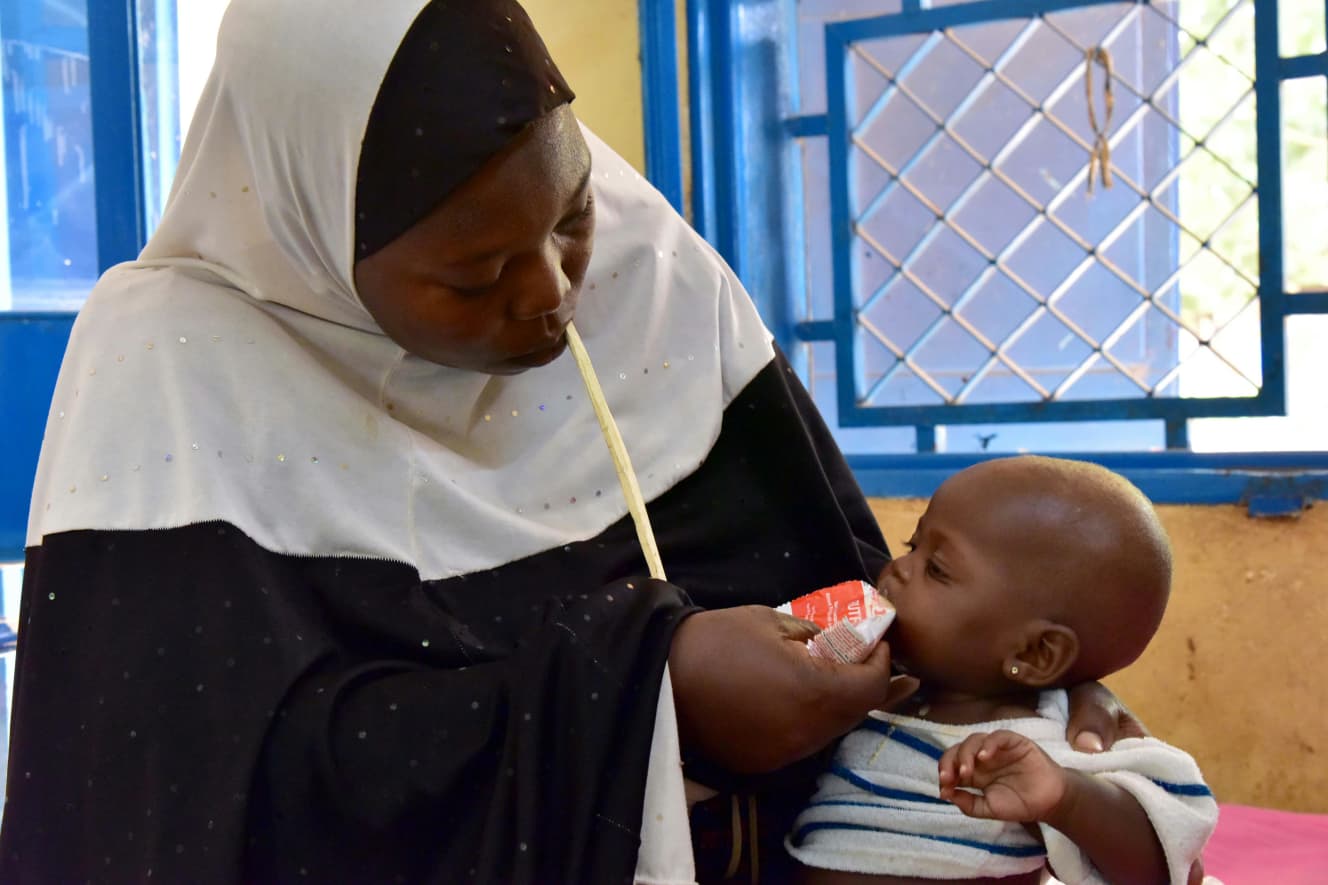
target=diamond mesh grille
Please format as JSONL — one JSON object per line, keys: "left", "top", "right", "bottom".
{"left": 841, "top": 0, "right": 1263, "bottom": 409}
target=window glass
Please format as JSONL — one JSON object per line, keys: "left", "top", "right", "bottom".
{"left": 0, "top": 0, "right": 97, "bottom": 310}
{"left": 139, "top": 0, "right": 230, "bottom": 228}
{"left": 789, "top": 0, "right": 1320, "bottom": 453}
{"left": 1279, "top": 0, "right": 1325, "bottom": 57}
{"left": 0, "top": 0, "right": 230, "bottom": 312}
{"left": 1190, "top": 314, "right": 1328, "bottom": 451}
{"left": 1281, "top": 75, "right": 1327, "bottom": 296}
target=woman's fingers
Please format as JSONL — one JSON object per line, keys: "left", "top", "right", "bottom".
{"left": 880, "top": 673, "right": 921, "bottom": 712}
{"left": 670, "top": 606, "right": 915, "bottom": 773}
{"left": 668, "top": 607, "right": 856, "bottom": 772}
{"left": 772, "top": 610, "right": 821, "bottom": 642}
{"left": 1112, "top": 704, "right": 1148, "bottom": 740}
{"left": 810, "top": 638, "right": 896, "bottom": 710}
{"left": 1066, "top": 681, "right": 1149, "bottom": 752}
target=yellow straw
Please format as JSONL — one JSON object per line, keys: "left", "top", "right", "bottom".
{"left": 565, "top": 322, "right": 667, "bottom": 582}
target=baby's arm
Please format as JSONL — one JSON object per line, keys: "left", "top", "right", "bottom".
{"left": 939, "top": 731, "right": 1169, "bottom": 885}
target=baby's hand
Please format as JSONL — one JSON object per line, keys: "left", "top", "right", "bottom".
{"left": 938, "top": 730, "right": 1067, "bottom": 823}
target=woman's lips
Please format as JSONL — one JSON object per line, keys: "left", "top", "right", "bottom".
{"left": 508, "top": 333, "right": 568, "bottom": 367}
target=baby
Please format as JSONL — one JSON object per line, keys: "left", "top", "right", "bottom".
{"left": 787, "top": 456, "right": 1217, "bottom": 885}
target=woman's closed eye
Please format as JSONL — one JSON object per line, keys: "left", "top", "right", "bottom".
{"left": 435, "top": 260, "right": 503, "bottom": 294}
{"left": 556, "top": 191, "right": 594, "bottom": 233}
{"left": 446, "top": 275, "right": 499, "bottom": 295}
{"left": 441, "top": 193, "right": 593, "bottom": 295}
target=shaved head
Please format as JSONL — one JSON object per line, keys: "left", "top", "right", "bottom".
{"left": 936, "top": 456, "right": 1172, "bottom": 682}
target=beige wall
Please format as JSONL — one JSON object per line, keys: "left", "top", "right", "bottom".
{"left": 523, "top": 0, "right": 646, "bottom": 172}
{"left": 870, "top": 497, "right": 1328, "bottom": 814}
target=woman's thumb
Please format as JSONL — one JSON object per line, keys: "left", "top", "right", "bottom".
{"left": 880, "top": 674, "right": 920, "bottom": 711}
{"left": 828, "top": 641, "right": 916, "bottom": 712}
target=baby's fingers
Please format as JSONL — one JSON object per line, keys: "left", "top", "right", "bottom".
{"left": 945, "top": 784, "right": 979, "bottom": 817}
{"left": 946, "top": 733, "right": 993, "bottom": 785}
{"left": 938, "top": 745, "right": 961, "bottom": 794}
{"left": 971, "top": 730, "right": 1029, "bottom": 772}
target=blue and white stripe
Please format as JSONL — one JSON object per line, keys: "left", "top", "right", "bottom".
{"left": 785, "top": 690, "right": 1218, "bottom": 884}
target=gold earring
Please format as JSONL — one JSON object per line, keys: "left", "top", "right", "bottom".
{"left": 1010, "top": 665, "right": 1020, "bottom": 676}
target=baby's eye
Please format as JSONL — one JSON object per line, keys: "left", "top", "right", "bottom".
{"left": 902, "top": 538, "right": 918, "bottom": 552}
{"left": 925, "top": 559, "right": 948, "bottom": 581}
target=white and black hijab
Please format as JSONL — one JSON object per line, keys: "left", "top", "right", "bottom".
{"left": 27, "top": 0, "right": 774, "bottom": 878}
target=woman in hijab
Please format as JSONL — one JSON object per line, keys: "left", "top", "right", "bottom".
{"left": 0, "top": 1, "right": 1140, "bottom": 882}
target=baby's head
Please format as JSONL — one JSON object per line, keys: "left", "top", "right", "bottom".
{"left": 879, "top": 455, "right": 1171, "bottom": 697}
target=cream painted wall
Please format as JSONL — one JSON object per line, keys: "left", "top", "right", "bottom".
{"left": 870, "top": 497, "right": 1328, "bottom": 814}
{"left": 523, "top": 0, "right": 647, "bottom": 172}
{"left": 171, "top": 2, "right": 650, "bottom": 173}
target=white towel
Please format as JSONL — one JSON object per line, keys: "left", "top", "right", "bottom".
{"left": 787, "top": 691, "right": 1218, "bottom": 884}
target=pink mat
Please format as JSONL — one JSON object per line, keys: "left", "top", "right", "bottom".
{"left": 1203, "top": 804, "right": 1328, "bottom": 885}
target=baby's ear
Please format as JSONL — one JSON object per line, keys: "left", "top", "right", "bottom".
{"left": 1004, "top": 621, "right": 1079, "bottom": 687}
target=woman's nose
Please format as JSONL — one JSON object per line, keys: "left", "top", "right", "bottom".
{"left": 511, "top": 243, "right": 570, "bottom": 321}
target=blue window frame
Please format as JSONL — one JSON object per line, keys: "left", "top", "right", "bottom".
{"left": 815, "top": 0, "right": 1291, "bottom": 428}
{"left": 1, "top": 0, "right": 152, "bottom": 560}
{"left": 676, "top": 0, "right": 1326, "bottom": 501}
{"left": 639, "top": 0, "right": 685, "bottom": 213}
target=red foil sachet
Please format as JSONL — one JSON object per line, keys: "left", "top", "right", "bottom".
{"left": 776, "top": 580, "right": 895, "bottom": 664}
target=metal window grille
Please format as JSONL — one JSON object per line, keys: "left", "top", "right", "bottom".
{"left": 784, "top": 0, "right": 1326, "bottom": 449}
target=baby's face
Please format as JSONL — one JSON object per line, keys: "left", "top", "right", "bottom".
{"left": 878, "top": 469, "right": 1037, "bottom": 694}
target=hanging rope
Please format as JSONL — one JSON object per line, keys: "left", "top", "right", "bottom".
{"left": 1084, "top": 46, "right": 1115, "bottom": 194}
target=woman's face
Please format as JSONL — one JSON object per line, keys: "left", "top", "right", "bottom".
{"left": 353, "top": 105, "right": 594, "bottom": 375}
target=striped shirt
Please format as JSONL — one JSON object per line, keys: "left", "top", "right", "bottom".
{"left": 786, "top": 690, "right": 1217, "bottom": 884}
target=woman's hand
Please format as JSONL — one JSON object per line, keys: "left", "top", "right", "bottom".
{"left": 1067, "top": 683, "right": 1207, "bottom": 885}
{"left": 1065, "top": 681, "right": 1148, "bottom": 752}
{"left": 668, "top": 606, "right": 917, "bottom": 773}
